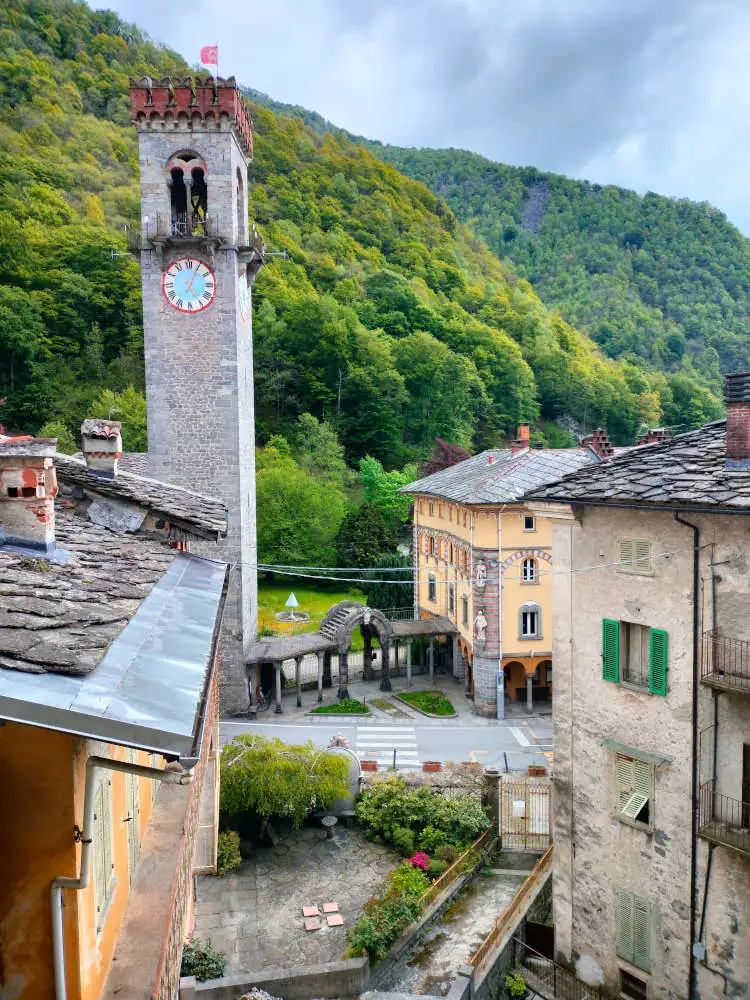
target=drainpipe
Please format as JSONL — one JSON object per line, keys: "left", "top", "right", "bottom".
{"left": 673, "top": 512, "right": 700, "bottom": 1000}
{"left": 51, "top": 755, "right": 192, "bottom": 1000}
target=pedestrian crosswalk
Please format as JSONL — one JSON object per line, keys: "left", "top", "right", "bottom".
{"left": 355, "top": 725, "right": 421, "bottom": 771}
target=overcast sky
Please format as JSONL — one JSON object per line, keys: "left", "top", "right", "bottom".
{"left": 96, "top": 0, "right": 750, "bottom": 233}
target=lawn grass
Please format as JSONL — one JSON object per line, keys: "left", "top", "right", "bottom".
{"left": 398, "top": 690, "right": 456, "bottom": 716}
{"left": 258, "top": 580, "right": 366, "bottom": 650}
{"left": 311, "top": 698, "right": 370, "bottom": 715}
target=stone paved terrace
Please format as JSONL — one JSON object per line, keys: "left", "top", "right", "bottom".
{"left": 193, "top": 825, "right": 397, "bottom": 972}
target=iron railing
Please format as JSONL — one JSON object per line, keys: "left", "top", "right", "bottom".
{"left": 701, "top": 630, "right": 750, "bottom": 693}
{"left": 698, "top": 779, "right": 750, "bottom": 857}
{"left": 512, "top": 938, "right": 601, "bottom": 1000}
{"left": 500, "top": 776, "right": 552, "bottom": 851}
{"left": 417, "top": 827, "right": 495, "bottom": 909}
{"left": 382, "top": 607, "right": 418, "bottom": 621}
{"left": 126, "top": 215, "right": 266, "bottom": 251}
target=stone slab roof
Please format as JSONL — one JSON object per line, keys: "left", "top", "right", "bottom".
{"left": 247, "top": 632, "right": 335, "bottom": 664}
{"left": 0, "top": 505, "right": 227, "bottom": 756}
{"left": 55, "top": 453, "right": 227, "bottom": 538}
{"left": 529, "top": 421, "right": 750, "bottom": 510}
{"left": 391, "top": 616, "right": 456, "bottom": 637}
{"left": 403, "top": 447, "right": 601, "bottom": 504}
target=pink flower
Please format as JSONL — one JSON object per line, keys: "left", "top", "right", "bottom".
{"left": 410, "top": 852, "right": 430, "bottom": 869}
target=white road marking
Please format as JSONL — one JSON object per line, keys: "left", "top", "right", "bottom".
{"left": 510, "top": 727, "right": 531, "bottom": 747}
{"left": 356, "top": 725, "right": 420, "bottom": 770}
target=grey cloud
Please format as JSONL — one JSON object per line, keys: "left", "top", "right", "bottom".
{"left": 95, "top": 0, "right": 750, "bottom": 232}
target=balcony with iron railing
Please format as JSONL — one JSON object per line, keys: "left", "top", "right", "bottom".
{"left": 125, "top": 214, "right": 265, "bottom": 254}
{"left": 701, "top": 630, "right": 750, "bottom": 695}
{"left": 698, "top": 778, "right": 750, "bottom": 857}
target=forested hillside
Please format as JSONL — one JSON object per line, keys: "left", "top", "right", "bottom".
{"left": 0, "top": 0, "right": 722, "bottom": 461}
{"left": 371, "top": 146, "right": 750, "bottom": 396}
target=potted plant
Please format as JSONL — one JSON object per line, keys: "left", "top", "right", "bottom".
{"left": 505, "top": 970, "right": 529, "bottom": 999}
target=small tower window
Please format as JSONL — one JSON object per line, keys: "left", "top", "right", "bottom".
{"left": 520, "top": 603, "right": 542, "bottom": 638}
{"left": 236, "top": 166, "right": 246, "bottom": 244}
{"left": 524, "top": 514, "right": 536, "bottom": 532}
{"left": 169, "top": 167, "right": 188, "bottom": 226}
{"left": 190, "top": 168, "right": 207, "bottom": 234}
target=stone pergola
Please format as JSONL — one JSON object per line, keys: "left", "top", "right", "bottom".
{"left": 245, "top": 601, "right": 457, "bottom": 714}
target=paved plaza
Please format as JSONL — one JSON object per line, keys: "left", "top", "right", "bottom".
{"left": 193, "top": 825, "right": 397, "bottom": 973}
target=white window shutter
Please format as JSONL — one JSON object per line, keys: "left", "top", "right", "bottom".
{"left": 619, "top": 538, "right": 635, "bottom": 569}
{"left": 616, "top": 754, "right": 634, "bottom": 810}
{"left": 634, "top": 539, "right": 652, "bottom": 572}
{"left": 616, "top": 889, "right": 635, "bottom": 962}
{"left": 633, "top": 896, "right": 652, "bottom": 971}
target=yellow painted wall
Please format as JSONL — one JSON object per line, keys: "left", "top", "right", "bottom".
{"left": 0, "top": 721, "right": 162, "bottom": 1000}
{"left": 412, "top": 499, "right": 554, "bottom": 665}
{"left": 500, "top": 508, "right": 554, "bottom": 659}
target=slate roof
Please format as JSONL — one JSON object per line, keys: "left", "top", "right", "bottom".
{"left": 55, "top": 453, "right": 227, "bottom": 539}
{"left": 530, "top": 421, "right": 750, "bottom": 510}
{"left": 402, "top": 447, "right": 601, "bottom": 504}
{"left": 0, "top": 505, "right": 177, "bottom": 675}
{"left": 0, "top": 503, "right": 227, "bottom": 757}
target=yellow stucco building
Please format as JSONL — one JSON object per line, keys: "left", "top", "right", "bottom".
{"left": 405, "top": 427, "right": 605, "bottom": 715}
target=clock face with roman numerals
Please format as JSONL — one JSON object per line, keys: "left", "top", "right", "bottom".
{"left": 162, "top": 257, "right": 216, "bottom": 313}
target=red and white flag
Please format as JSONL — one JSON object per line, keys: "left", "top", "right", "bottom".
{"left": 200, "top": 45, "right": 218, "bottom": 67}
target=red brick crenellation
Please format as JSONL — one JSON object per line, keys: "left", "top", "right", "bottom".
{"left": 129, "top": 76, "right": 253, "bottom": 156}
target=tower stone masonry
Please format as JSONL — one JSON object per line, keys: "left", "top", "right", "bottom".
{"left": 129, "top": 75, "right": 263, "bottom": 713}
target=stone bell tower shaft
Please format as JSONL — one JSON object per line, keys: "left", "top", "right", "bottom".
{"left": 129, "top": 75, "right": 262, "bottom": 713}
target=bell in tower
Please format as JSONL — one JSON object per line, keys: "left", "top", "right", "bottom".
{"left": 129, "top": 74, "right": 263, "bottom": 713}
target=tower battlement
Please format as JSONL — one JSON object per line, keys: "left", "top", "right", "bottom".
{"left": 129, "top": 75, "right": 253, "bottom": 157}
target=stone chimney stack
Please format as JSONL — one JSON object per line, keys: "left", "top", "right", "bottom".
{"left": 724, "top": 372, "right": 750, "bottom": 468}
{"left": 0, "top": 437, "right": 58, "bottom": 554}
{"left": 81, "top": 419, "right": 122, "bottom": 478}
{"left": 582, "top": 428, "right": 615, "bottom": 459}
{"left": 510, "top": 424, "right": 531, "bottom": 454}
{"left": 637, "top": 428, "right": 671, "bottom": 446}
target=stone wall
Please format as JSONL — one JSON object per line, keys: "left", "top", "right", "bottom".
{"left": 180, "top": 958, "right": 369, "bottom": 1000}
{"left": 550, "top": 505, "right": 750, "bottom": 1000}
{"left": 134, "top": 122, "right": 257, "bottom": 714}
{"left": 153, "top": 659, "right": 219, "bottom": 1000}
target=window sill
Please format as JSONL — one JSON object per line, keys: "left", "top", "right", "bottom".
{"left": 519, "top": 635, "right": 542, "bottom": 641}
{"left": 520, "top": 580, "right": 539, "bottom": 586}
{"left": 616, "top": 567, "right": 654, "bottom": 578}
{"left": 620, "top": 680, "right": 652, "bottom": 695}
{"left": 616, "top": 813, "right": 653, "bottom": 834}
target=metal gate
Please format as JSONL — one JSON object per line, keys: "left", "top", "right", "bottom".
{"left": 500, "top": 776, "right": 551, "bottom": 850}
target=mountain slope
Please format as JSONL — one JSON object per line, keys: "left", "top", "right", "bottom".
{"left": 370, "top": 146, "right": 750, "bottom": 393}
{"left": 0, "top": 0, "right": 721, "bottom": 459}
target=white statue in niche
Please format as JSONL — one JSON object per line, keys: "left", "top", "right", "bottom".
{"left": 474, "top": 608, "right": 488, "bottom": 643}
{"left": 475, "top": 561, "right": 487, "bottom": 588}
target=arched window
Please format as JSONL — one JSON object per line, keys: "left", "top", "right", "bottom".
{"left": 429, "top": 536, "right": 435, "bottom": 556}
{"left": 522, "top": 557, "right": 537, "bottom": 583}
{"left": 236, "top": 166, "right": 246, "bottom": 244}
{"left": 449, "top": 543, "right": 454, "bottom": 564}
{"left": 519, "top": 603, "right": 542, "bottom": 638}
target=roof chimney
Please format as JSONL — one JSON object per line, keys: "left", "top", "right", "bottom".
{"left": 582, "top": 428, "right": 615, "bottom": 459}
{"left": 725, "top": 372, "right": 750, "bottom": 468}
{"left": 0, "top": 437, "right": 58, "bottom": 554}
{"left": 637, "top": 428, "right": 671, "bottom": 446}
{"left": 81, "top": 419, "right": 122, "bottom": 478}
{"left": 511, "top": 424, "right": 531, "bottom": 454}
{"left": 487, "top": 454, "right": 494, "bottom": 465}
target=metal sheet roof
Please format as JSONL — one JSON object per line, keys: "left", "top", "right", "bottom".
{"left": 0, "top": 553, "right": 227, "bottom": 757}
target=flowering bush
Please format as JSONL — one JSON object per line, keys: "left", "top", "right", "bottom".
{"left": 409, "top": 852, "right": 430, "bottom": 870}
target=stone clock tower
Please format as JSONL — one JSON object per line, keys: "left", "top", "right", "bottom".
{"left": 129, "top": 75, "right": 263, "bottom": 713}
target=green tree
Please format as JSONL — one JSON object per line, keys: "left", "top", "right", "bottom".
{"left": 365, "top": 553, "right": 414, "bottom": 611}
{"left": 256, "top": 446, "right": 346, "bottom": 566}
{"left": 335, "top": 502, "right": 399, "bottom": 567}
{"left": 295, "top": 412, "right": 348, "bottom": 486}
{"left": 359, "top": 456, "right": 417, "bottom": 523}
{"left": 38, "top": 419, "right": 77, "bottom": 454}
{"left": 91, "top": 386, "right": 147, "bottom": 451}
{"left": 220, "top": 734, "right": 349, "bottom": 829}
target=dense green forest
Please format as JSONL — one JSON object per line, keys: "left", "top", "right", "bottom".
{"left": 245, "top": 87, "right": 750, "bottom": 408}
{"left": 0, "top": 0, "right": 723, "bottom": 465}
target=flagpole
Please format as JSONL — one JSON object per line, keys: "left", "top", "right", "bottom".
{"left": 215, "top": 42, "right": 219, "bottom": 82}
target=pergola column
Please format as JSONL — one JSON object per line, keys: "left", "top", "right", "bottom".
{"left": 406, "top": 642, "right": 412, "bottom": 687}
{"left": 394, "top": 639, "right": 399, "bottom": 676}
{"left": 338, "top": 649, "right": 350, "bottom": 700}
{"left": 362, "top": 626, "right": 373, "bottom": 682}
{"left": 274, "top": 661, "right": 283, "bottom": 714}
{"left": 380, "top": 641, "right": 392, "bottom": 692}
{"left": 322, "top": 650, "right": 332, "bottom": 689}
{"left": 295, "top": 655, "right": 303, "bottom": 708}
{"left": 248, "top": 663, "right": 258, "bottom": 718}
{"left": 316, "top": 651, "right": 325, "bottom": 703}
{"left": 452, "top": 634, "right": 463, "bottom": 680}
{"left": 428, "top": 638, "right": 435, "bottom": 687}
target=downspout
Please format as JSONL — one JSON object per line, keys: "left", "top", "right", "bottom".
{"left": 51, "top": 755, "right": 192, "bottom": 1000}
{"left": 497, "top": 508, "right": 503, "bottom": 719}
{"left": 674, "top": 512, "right": 700, "bottom": 1000}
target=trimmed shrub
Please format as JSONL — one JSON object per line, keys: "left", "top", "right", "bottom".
{"left": 216, "top": 830, "right": 242, "bottom": 875}
{"left": 181, "top": 939, "right": 227, "bottom": 981}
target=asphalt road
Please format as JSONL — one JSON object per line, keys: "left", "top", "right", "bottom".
{"left": 220, "top": 717, "right": 553, "bottom": 772}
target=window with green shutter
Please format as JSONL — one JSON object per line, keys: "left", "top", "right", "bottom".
{"left": 603, "top": 619, "right": 620, "bottom": 682}
{"left": 615, "top": 754, "right": 653, "bottom": 828}
{"left": 649, "top": 629, "right": 668, "bottom": 696}
{"left": 615, "top": 890, "right": 651, "bottom": 972}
